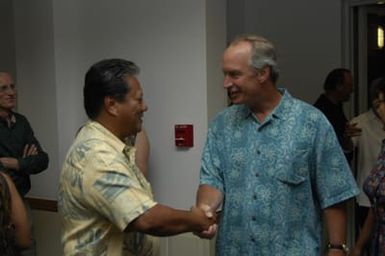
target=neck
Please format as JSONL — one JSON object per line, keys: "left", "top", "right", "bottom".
{"left": 0, "top": 108, "right": 12, "bottom": 120}
{"left": 95, "top": 116, "right": 126, "bottom": 142}
{"left": 250, "top": 87, "right": 282, "bottom": 122}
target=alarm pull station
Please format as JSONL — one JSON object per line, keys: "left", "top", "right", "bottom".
{"left": 175, "top": 124, "right": 193, "bottom": 147}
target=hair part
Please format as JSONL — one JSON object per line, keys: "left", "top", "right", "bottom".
{"left": 83, "top": 58, "right": 139, "bottom": 119}
{"left": 323, "top": 68, "right": 351, "bottom": 91}
{"left": 229, "top": 34, "right": 280, "bottom": 83}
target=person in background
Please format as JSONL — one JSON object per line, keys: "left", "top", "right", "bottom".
{"left": 351, "top": 77, "right": 385, "bottom": 256}
{"left": 135, "top": 129, "right": 150, "bottom": 177}
{"left": 349, "top": 77, "right": 385, "bottom": 255}
{"left": 314, "top": 68, "right": 361, "bottom": 161}
{"left": 0, "top": 71, "right": 49, "bottom": 256}
{"left": 59, "top": 58, "right": 215, "bottom": 256}
{"left": 195, "top": 34, "right": 359, "bottom": 256}
{"left": 0, "top": 172, "right": 31, "bottom": 255}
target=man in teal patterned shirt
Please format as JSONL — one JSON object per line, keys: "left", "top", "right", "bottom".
{"left": 195, "top": 35, "right": 359, "bottom": 256}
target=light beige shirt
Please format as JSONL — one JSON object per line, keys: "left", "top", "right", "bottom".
{"left": 351, "top": 110, "right": 385, "bottom": 207}
{"left": 59, "top": 121, "right": 158, "bottom": 255}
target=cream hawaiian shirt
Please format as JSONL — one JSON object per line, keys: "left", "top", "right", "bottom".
{"left": 58, "top": 121, "right": 158, "bottom": 256}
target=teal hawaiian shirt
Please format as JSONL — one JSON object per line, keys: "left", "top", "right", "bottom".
{"left": 200, "top": 89, "right": 359, "bottom": 256}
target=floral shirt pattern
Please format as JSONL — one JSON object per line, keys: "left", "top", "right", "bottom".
{"left": 58, "top": 121, "right": 157, "bottom": 256}
{"left": 200, "top": 89, "right": 359, "bottom": 256}
{"left": 363, "top": 140, "right": 385, "bottom": 255}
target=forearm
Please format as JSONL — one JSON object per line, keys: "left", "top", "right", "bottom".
{"left": 324, "top": 202, "right": 347, "bottom": 255}
{"left": 355, "top": 208, "right": 374, "bottom": 249}
{"left": 2, "top": 174, "right": 31, "bottom": 247}
{"left": 18, "top": 152, "right": 49, "bottom": 174}
{"left": 196, "top": 184, "right": 223, "bottom": 211}
{"left": 128, "top": 204, "right": 213, "bottom": 236}
{"left": 0, "top": 157, "right": 20, "bottom": 170}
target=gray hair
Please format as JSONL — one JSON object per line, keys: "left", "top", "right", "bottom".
{"left": 229, "top": 35, "right": 279, "bottom": 83}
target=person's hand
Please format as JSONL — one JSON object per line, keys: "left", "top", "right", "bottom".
{"left": 192, "top": 204, "right": 218, "bottom": 239}
{"left": 342, "top": 122, "right": 362, "bottom": 152}
{"left": 0, "top": 157, "right": 19, "bottom": 170}
{"left": 344, "top": 122, "right": 362, "bottom": 138}
{"left": 23, "top": 144, "right": 38, "bottom": 157}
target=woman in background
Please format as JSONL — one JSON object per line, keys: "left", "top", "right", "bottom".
{"left": 351, "top": 77, "right": 385, "bottom": 256}
{"left": 0, "top": 172, "right": 31, "bottom": 255}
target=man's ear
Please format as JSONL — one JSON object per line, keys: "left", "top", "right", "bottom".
{"left": 257, "top": 66, "right": 270, "bottom": 84}
{"left": 104, "top": 96, "right": 119, "bottom": 116}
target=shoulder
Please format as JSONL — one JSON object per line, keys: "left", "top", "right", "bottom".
{"left": 209, "top": 105, "right": 246, "bottom": 134}
{"left": 211, "top": 104, "right": 245, "bottom": 124}
{"left": 13, "top": 112, "right": 29, "bottom": 123}
{"left": 289, "top": 95, "right": 330, "bottom": 123}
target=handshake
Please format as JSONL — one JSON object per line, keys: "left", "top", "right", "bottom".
{"left": 190, "top": 204, "right": 219, "bottom": 239}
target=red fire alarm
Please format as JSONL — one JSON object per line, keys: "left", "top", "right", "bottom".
{"left": 175, "top": 124, "right": 194, "bottom": 147}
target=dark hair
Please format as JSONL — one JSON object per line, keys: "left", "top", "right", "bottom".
{"left": 83, "top": 59, "right": 140, "bottom": 119}
{"left": 323, "top": 68, "right": 351, "bottom": 91}
{"left": 0, "top": 174, "right": 16, "bottom": 256}
{"left": 369, "top": 76, "right": 385, "bottom": 106}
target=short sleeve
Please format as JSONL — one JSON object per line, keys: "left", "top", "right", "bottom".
{"left": 83, "top": 150, "right": 157, "bottom": 231}
{"left": 200, "top": 121, "right": 225, "bottom": 193}
{"left": 313, "top": 116, "right": 359, "bottom": 209}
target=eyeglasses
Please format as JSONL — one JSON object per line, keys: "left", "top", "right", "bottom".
{"left": 0, "top": 84, "right": 16, "bottom": 93}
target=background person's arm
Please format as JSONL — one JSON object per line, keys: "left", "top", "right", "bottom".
{"left": 350, "top": 208, "right": 375, "bottom": 256}
{"left": 1, "top": 173, "right": 31, "bottom": 248}
{"left": 135, "top": 129, "right": 150, "bottom": 177}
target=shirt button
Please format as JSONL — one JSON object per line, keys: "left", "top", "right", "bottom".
{"left": 251, "top": 216, "right": 256, "bottom": 221}
{"left": 250, "top": 236, "right": 256, "bottom": 242}
{"left": 255, "top": 172, "right": 259, "bottom": 177}
{"left": 253, "top": 194, "right": 257, "bottom": 200}
{"left": 256, "top": 150, "right": 261, "bottom": 155}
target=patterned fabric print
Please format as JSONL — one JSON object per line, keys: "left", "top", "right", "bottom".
{"left": 58, "top": 121, "right": 157, "bottom": 256}
{"left": 200, "top": 89, "right": 359, "bottom": 256}
{"left": 363, "top": 140, "right": 385, "bottom": 256}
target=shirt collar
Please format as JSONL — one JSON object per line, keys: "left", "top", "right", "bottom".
{"left": 86, "top": 121, "right": 137, "bottom": 162}
{"left": 239, "top": 88, "right": 293, "bottom": 121}
{"left": 0, "top": 112, "right": 16, "bottom": 128}
{"left": 87, "top": 121, "right": 125, "bottom": 150}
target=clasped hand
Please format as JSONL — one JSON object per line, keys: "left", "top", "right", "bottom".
{"left": 192, "top": 204, "right": 218, "bottom": 239}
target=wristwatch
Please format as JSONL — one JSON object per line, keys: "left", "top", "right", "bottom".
{"left": 327, "top": 243, "right": 349, "bottom": 254}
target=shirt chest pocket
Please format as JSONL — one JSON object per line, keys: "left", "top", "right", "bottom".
{"left": 272, "top": 149, "right": 310, "bottom": 186}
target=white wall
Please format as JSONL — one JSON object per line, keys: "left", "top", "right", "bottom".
{"left": 13, "top": 0, "right": 59, "bottom": 199}
{"left": 227, "top": 0, "right": 343, "bottom": 104}
{"left": 0, "top": 0, "right": 16, "bottom": 74}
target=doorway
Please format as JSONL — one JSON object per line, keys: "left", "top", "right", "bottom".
{"left": 343, "top": 1, "right": 385, "bottom": 115}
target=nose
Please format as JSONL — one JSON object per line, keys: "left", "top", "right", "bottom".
{"left": 142, "top": 102, "right": 148, "bottom": 112}
{"left": 223, "top": 75, "right": 233, "bottom": 89}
